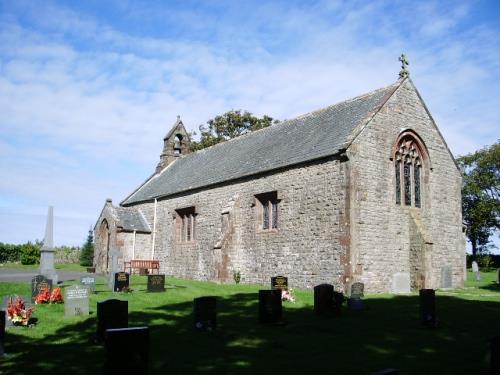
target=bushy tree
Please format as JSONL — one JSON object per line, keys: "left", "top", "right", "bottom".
{"left": 20, "top": 241, "right": 41, "bottom": 265}
{"left": 79, "top": 228, "right": 95, "bottom": 267}
{"left": 190, "top": 110, "right": 278, "bottom": 151}
{"left": 457, "top": 140, "right": 500, "bottom": 256}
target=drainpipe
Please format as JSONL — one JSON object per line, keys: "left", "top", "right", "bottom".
{"left": 151, "top": 198, "right": 157, "bottom": 259}
{"left": 132, "top": 230, "right": 136, "bottom": 259}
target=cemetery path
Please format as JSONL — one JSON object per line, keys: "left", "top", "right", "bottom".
{"left": 0, "top": 268, "right": 90, "bottom": 283}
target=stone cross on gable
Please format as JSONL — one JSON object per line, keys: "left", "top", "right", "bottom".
{"left": 398, "top": 53, "right": 410, "bottom": 78}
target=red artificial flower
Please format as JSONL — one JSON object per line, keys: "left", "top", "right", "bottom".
{"left": 35, "top": 287, "right": 51, "bottom": 304}
{"left": 49, "top": 288, "right": 64, "bottom": 303}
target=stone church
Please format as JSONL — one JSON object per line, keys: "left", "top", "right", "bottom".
{"left": 94, "top": 76, "right": 465, "bottom": 293}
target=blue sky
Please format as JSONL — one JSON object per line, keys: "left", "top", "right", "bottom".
{"left": 0, "top": 0, "right": 499, "bottom": 250}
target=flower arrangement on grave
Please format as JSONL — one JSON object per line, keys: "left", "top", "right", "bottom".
{"left": 121, "top": 286, "right": 133, "bottom": 293}
{"left": 35, "top": 287, "right": 51, "bottom": 304}
{"left": 49, "top": 288, "right": 64, "bottom": 303}
{"left": 7, "top": 296, "right": 34, "bottom": 326}
{"left": 281, "top": 288, "right": 296, "bottom": 302}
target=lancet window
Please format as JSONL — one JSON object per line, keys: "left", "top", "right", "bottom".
{"left": 394, "top": 134, "right": 425, "bottom": 208}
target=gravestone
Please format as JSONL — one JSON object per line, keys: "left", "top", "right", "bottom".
{"left": 490, "top": 333, "right": 500, "bottom": 375}
{"left": 104, "top": 327, "right": 149, "bottom": 374}
{"left": 314, "top": 284, "right": 334, "bottom": 315}
{"left": 80, "top": 275, "right": 96, "bottom": 293}
{"left": 2, "top": 296, "right": 31, "bottom": 328}
{"left": 419, "top": 289, "right": 437, "bottom": 328}
{"left": 271, "top": 276, "right": 288, "bottom": 290}
{"left": 113, "top": 272, "right": 130, "bottom": 292}
{"left": 441, "top": 266, "right": 452, "bottom": 289}
{"left": 193, "top": 296, "right": 216, "bottom": 331}
{"left": 259, "top": 289, "right": 282, "bottom": 324}
{"left": 107, "top": 248, "right": 119, "bottom": 290}
{"left": 350, "top": 282, "right": 364, "bottom": 298}
{"left": 96, "top": 299, "right": 128, "bottom": 342}
{"left": 497, "top": 269, "right": 500, "bottom": 284}
{"left": 0, "top": 309, "right": 5, "bottom": 357}
{"left": 472, "top": 261, "right": 481, "bottom": 281}
{"left": 64, "top": 285, "right": 89, "bottom": 317}
{"left": 39, "top": 206, "right": 58, "bottom": 284}
{"left": 31, "top": 275, "right": 53, "bottom": 302}
{"left": 391, "top": 272, "right": 410, "bottom": 294}
{"left": 147, "top": 274, "right": 165, "bottom": 293}
{"left": 332, "top": 291, "right": 345, "bottom": 314}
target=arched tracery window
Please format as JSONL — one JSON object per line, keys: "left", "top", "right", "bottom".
{"left": 393, "top": 132, "right": 427, "bottom": 208}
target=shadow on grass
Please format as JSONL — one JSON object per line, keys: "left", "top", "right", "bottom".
{"left": 479, "top": 282, "right": 500, "bottom": 291}
{"left": 1, "top": 293, "right": 499, "bottom": 375}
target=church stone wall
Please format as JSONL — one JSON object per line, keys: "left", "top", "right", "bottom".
{"left": 130, "top": 157, "right": 348, "bottom": 290}
{"left": 348, "top": 79, "right": 464, "bottom": 293}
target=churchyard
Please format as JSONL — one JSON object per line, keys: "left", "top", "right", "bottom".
{"left": 0, "top": 267, "right": 498, "bottom": 374}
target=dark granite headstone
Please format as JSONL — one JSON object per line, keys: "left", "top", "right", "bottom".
{"left": 80, "top": 275, "right": 96, "bottom": 293}
{"left": 259, "top": 289, "right": 282, "bottom": 324}
{"left": 113, "top": 272, "right": 130, "bottom": 292}
{"left": 104, "top": 327, "right": 149, "bottom": 374}
{"left": 350, "top": 282, "right": 364, "bottom": 298}
{"left": 314, "top": 284, "right": 334, "bottom": 315}
{"left": 490, "top": 333, "right": 500, "bottom": 375}
{"left": 333, "top": 291, "right": 345, "bottom": 314}
{"left": 193, "top": 296, "right": 216, "bottom": 331}
{"left": 271, "top": 276, "right": 288, "bottom": 290}
{"left": 64, "top": 285, "right": 89, "bottom": 317}
{"left": 147, "top": 275, "right": 165, "bottom": 293}
{"left": 97, "top": 299, "right": 128, "bottom": 342}
{"left": 419, "top": 289, "right": 437, "bottom": 328}
{"left": 31, "top": 275, "right": 53, "bottom": 302}
{"left": 0, "top": 309, "right": 5, "bottom": 356}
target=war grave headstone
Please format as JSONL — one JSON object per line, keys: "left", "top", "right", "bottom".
{"left": 114, "top": 272, "right": 130, "bottom": 292}
{"left": 104, "top": 327, "right": 149, "bottom": 374}
{"left": 193, "top": 296, "right": 216, "bottom": 331}
{"left": 490, "top": 333, "right": 500, "bottom": 375}
{"left": 441, "top": 266, "right": 452, "bottom": 289}
{"left": 31, "top": 275, "right": 53, "bottom": 303}
{"left": 80, "top": 275, "right": 96, "bottom": 293}
{"left": 259, "top": 289, "right": 282, "bottom": 324}
{"left": 391, "top": 272, "right": 410, "bottom": 294}
{"left": 348, "top": 282, "right": 365, "bottom": 311}
{"left": 472, "top": 261, "right": 480, "bottom": 281}
{"left": 271, "top": 276, "right": 288, "bottom": 290}
{"left": 39, "top": 206, "right": 58, "bottom": 284}
{"left": 107, "top": 248, "right": 119, "bottom": 290}
{"left": 96, "top": 299, "right": 128, "bottom": 343}
{"left": 64, "top": 285, "right": 89, "bottom": 317}
{"left": 419, "top": 289, "right": 437, "bottom": 328}
{"left": 147, "top": 274, "right": 165, "bottom": 293}
{"left": 314, "top": 284, "right": 334, "bottom": 315}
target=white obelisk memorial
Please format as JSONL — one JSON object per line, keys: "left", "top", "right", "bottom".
{"left": 39, "top": 206, "right": 58, "bottom": 284}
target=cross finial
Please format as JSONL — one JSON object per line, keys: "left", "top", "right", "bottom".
{"left": 398, "top": 53, "right": 409, "bottom": 78}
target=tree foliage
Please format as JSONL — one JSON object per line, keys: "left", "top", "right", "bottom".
{"left": 20, "top": 241, "right": 41, "bottom": 265}
{"left": 79, "top": 228, "right": 95, "bottom": 267}
{"left": 457, "top": 140, "right": 500, "bottom": 255}
{"left": 190, "top": 110, "right": 278, "bottom": 151}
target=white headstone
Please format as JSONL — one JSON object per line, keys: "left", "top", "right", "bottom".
{"left": 39, "top": 206, "right": 58, "bottom": 284}
{"left": 392, "top": 272, "right": 411, "bottom": 294}
{"left": 64, "top": 285, "right": 89, "bottom": 317}
{"left": 471, "top": 261, "right": 479, "bottom": 273}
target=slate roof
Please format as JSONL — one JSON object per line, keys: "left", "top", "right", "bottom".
{"left": 122, "top": 80, "right": 401, "bottom": 206}
{"left": 115, "top": 207, "right": 151, "bottom": 233}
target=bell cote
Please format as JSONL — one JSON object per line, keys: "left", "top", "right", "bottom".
{"left": 156, "top": 116, "right": 191, "bottom": 173}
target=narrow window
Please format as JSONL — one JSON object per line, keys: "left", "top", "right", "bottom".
{"left": 176, "top": 207, "right": 196, "bottom": 242}
{"left": 255, "top": 191, "right": 279, "bottom": 231}
{"left": 395, "top": 159, "right": 401, "bottom": 205}
{"left": 404, "top": 156, "right": 412, "bottom": 206}
{"left": 414, "top": 162, "right": 421, "bottom": 208}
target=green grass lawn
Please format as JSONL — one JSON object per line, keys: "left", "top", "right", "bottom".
{"left": 0, "top": 263, "right": 86, "bottom": 272}
{"left": 1, "top": 270, "right": 499, "bottom": 375}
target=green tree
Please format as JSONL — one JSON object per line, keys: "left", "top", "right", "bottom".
{"left": 79, "top": 228, "right": 95, "bottom": 267}
{"left": 190, "top": 110, "right": 278, "bottom": 151}
{"left": 20, "top": 241, "right": 41, "bottom": 265}
{"left": 457, "top": 141, "right": 500, "bottom": 256}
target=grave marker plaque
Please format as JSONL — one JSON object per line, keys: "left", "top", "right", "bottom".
{"left": 31, "top": 275, "right": 53, "bottom": 302}
{"left": 271, "top": 276, "right": 288, "bottom": 290}
{"left": 147, "top": 275, "right": 165, "bottom": 293}
{"left": 391, "top": 273, "right": 410, "bottom": 294}
{"left": 64, "top": 285, "right": 89, "bottom": 317}
{"left": 113, "top": 272, "right": 130, "bottom": 292}
{"left": 80, "top": 276, "right": 96, "bottom": 293}
{"left": 193, "top": 296, "right": 216, "bottom": 331}
{"left": 97, "top": 299, "right": 128, "bottom": 342}
{"left": 441, "top": 266, "right": 452, "bottom": 289}
{"left": 314, "top": 284, "right": 334, "bottom": 315}
{"left": 259, "top": 290, "right": 282, "bottom": 324}
{"left": 104, "top": 327, "right": 149, "bottom": 374}
{"left": 419, "top": 289, "right": 437, "bottom": 328}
